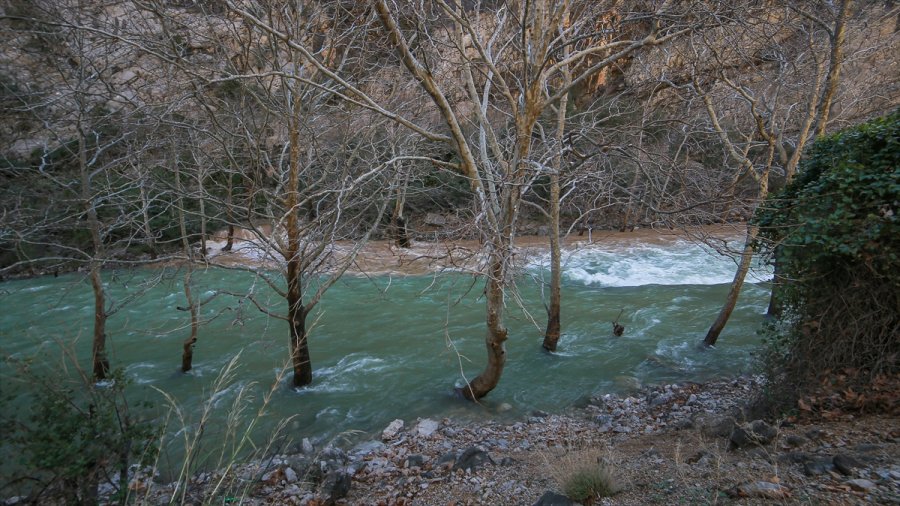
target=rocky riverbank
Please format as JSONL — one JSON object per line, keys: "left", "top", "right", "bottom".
{"left": 79, "top": 375, "right": 898, "bottom": 505}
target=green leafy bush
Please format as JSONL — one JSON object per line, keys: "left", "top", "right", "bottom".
{"left": 755, "top": 109, "right": 899, "bottom": 402}
{"left": 1, "top": 362, "right": 159, "bottom": 504}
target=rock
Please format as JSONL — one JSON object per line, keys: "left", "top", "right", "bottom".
{"left": 350, "top": 440, "right": 385, "bottom": 458}
{"left": 320, "top": 469, "right": 351, "bottom": 505}
{"left": 777, "top": 451, "right": 810, "bottom": 464}
{"left": 414, "top": 418, "right": 440, "bottom": 438}
{"left": 699, "top": 415, "right": 736, "bottom": 438}
{"left": 284, "top": 466, "right": 298, "bottom": 483}
{"left": 649, "top": 392, "right": 673, "bottom": 407}
{"left": 729, "top": 420, "right": 777, "bottom": 449}
{"left": 784, "top": 434, "right": 807, "bottom": 447}
{"left": 531, "top": 410, "right": 549, "bottom": 418}
{"left": 803, "top": 457, "right": 835, "bottom": 476}
{"left": 833, "top": 454, "right": 864, "bottom": 475}
{"left": 405, "top": 454, "right": 426, "bottom": 468}
{"left": 424, "top": 213, "right": 446, "bottom": 226}
{"left": 382, "top": 419, "right": 404, "bottom": 440}
{"left": 728, "top": 481, "right": 791, "bottom": 499}
{"left": 533, "top": 490, "right": 577, "bottom": 506}
{"left": 453, "top": 446, "right": 493, "bottom": 472}
{"left": 301, "top": 437, "right": 315, "bottom": 455}
{"left": 436, "top": 451, "right": 457, "bottom": 470}
{"left": 846, "top": 478, "right": 876, "bottom": 492}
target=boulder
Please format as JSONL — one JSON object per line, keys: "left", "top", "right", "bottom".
{"left": 320, "top": 469, "right": 352, "bottom": 505}
{"left": 533, "top": 491, "right": 577, "bottom": 506}
{"left": 414, "top": 418, "right": 440, "bottom": 438}
{"left": 729, "top": 420, "right": 777, "bottom": 449}
{"left": 803, "top": 457, "right": 835, "bottom": 476}
{"left": 833, "top": 454, "right": 864, "bottom": 475}
{"left": 846, "top": 478, "right": 876, "bottom": 492}
{"left": 453, "top": 446, "right": 493, "bottom": 472}
{"left": 382, "top": 419, "right": 404, "bottom": 440}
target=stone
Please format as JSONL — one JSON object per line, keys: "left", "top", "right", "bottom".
{"left": 415, "top": 418, "right": 440, "bottom": 438}
{"left": 453, "top": 446, "right": 493, "bottom": 472}
{"left": 846, "top": 478, "right": 876, "bottom": 492}
{"left": 382, "top": 419, "right": 404, "bottom": 440}
{"left": 284, "top": 466, "right": 298, "bottom": 483}
{"left": 777, "top": 451, "right": 810, "bottom": 464}
{"left": 424, "top": 213, "right": 446, "bottom": 226}
{"left": 803, "top": 457, "right": 835, "bottom": 476}
{"left": 700, "top": 415, "right": 736, "bottom": 438}
{"left": 437, "top": 452, "right": 457, "bottom": 469}
{"left": 533, "top": 490, "right": 577, "bottom": 506}
{"left": 833, "top": 454, "right": 864, "bottom": 475}
{"left": 320, "top": 469, "right": 351, "bottom": 505}
{"left": 350, "top": 440, "right": 385, "bottom": 458}
{"left": 729, "top": 481, "right": 791, "bottom": 499}
{"left": 729, "top": 420, "right": 778, "bottom": 449}
{"left": 784, "top": 435, "right": 807, "bottom": 448}
{"left": 405, "top": 454, "right": 426, "bottom": 469}
{"left": 301, "top": 437, "right": 315, "bottom": 455}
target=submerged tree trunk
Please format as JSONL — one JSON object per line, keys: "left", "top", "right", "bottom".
{"left": 89, "top": 263, "right": 109, "bottom": 380}
{"left": 79, "top": 114, "right": 109, "bottom": 381}
{"left": 703, "top": 227, "right": 758, "bottom": 347}
{"left": 288, "top": 287, "right": 312, "bottom": 388}
{"left": 176, "top": 161, "right": 200, "bottom": 372}
{"left": 286, "top": 85, "right": 312, "bottom": 388}
{"left": 460, "top": 248, "right": 509, "bottom": 400}
{"left": 543, "top": 75, "right": 569, "bottom": 352}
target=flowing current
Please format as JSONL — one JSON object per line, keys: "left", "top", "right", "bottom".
{"left": 0, "top": 236, "right": 771, "bottom": 477}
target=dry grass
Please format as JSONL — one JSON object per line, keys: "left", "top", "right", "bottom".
{"left": 542, "top": 446, "right": 623, "bottom": 504}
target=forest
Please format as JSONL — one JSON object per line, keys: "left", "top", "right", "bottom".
{"left": 0, "top": 1, "right": 897, "bottom": 504}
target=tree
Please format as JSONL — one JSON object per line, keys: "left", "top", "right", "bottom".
{"left": 0, "top": 1, "right": 169, "bottom": 379}
{"left": 222, "top": 0, "right": 687, "bottom": 398}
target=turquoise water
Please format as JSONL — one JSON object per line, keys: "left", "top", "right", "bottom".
{"left": 0, "top": 239, "right": 770, "bottom": 478}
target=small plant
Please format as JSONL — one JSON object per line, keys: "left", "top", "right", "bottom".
{"left": 544, "top": 447, "right": 623, "bottom": 504}
{"left": 563, "top": 463, "right": 621, "bottom": 502}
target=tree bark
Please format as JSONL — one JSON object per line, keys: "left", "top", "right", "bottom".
{"left": 543, "top": 68, "right": 570, "bottom": 352}
{"left": 460, "top": 247, "right": 508, "bottom": 399}
{"left": 286, "top": 82, "right": 312, "bottom": 388}
{"left": 89, "top": 263, "right": 109, "bottom": 380}
{"left": 79, "top": 110, "right": 109, "bottom": 381}
{"left": 176, "top": 161, "right": 200, "bottom": 373}
{"left": 703, "top": 226, "right": 758, "bottom": 347}
{"left": 814, "top": 0, "right": 851, "bottom": 137}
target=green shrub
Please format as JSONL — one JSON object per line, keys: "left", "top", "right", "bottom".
{"left": 754, "top": 109, "right": 899, "bottom": 403}
{"left": 0, "top": 360, "right": 159, "bottom": 504}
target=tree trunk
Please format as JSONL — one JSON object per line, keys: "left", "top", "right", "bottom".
{"left": 222, "top": 175, "right": 235, "bottom": 252}
{"left": 460, "top": 248, "right": 508, "bottom": 399}
{"left": 180, "top": 269, "right": 199, "bottom": 373}
{"left": 285, "top": 84, "right": 312, "bottom": 388}
{"left": 392, "top": 173, "right": 411, "bottom": 248}
{"left": 90, "top": 263, "right": 109, "bottom": 380}
{"left": 703, "top": 227, "right": 758, "bottom": 347}
{"left": 814, "top": 0, "right": 851, "bottom": 137}
{"left": 543, "top": 76, "right": 569, "bottom": 352}
{"left": 139, "top": 180, "right": 157, "bottom": 259}
{"left": 289, "top": 292, "right": 312, "bottom": 388}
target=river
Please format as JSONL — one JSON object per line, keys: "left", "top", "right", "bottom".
{"left": 0, "top": 232, "right": 771, "bottom": 480}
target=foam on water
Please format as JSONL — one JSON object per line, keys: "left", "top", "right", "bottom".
{"left": 529, "top": 240, "right": 772, "bottom": 287}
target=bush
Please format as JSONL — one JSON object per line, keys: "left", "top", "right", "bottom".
{"left": 0, "top": 359, "right": 159, "bottom": 504}
{"left": 754, "top": 109, "right": 899, "bottom": 408}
